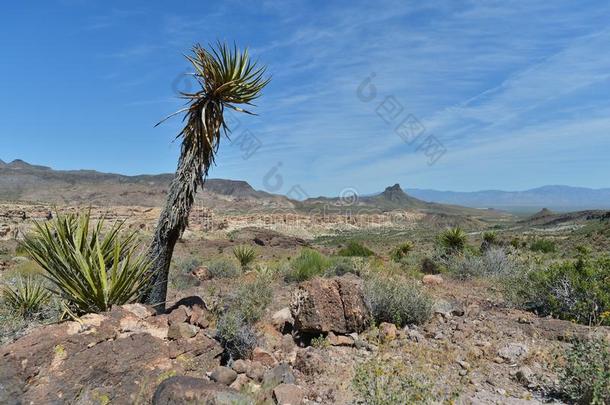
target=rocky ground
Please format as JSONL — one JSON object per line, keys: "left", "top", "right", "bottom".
{"left": 2, "top": 268, "right": 607, "bottom": 404}
{"left": 1, "top": 202, "right": 609, "bottom": 404}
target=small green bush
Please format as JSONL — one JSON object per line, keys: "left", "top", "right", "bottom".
{"left": 506, "top": 257, "right": 610, "bottom": 326}
{"left": 175, "top": 257, "right": 202, "bottom": 274}
{"left": 337, "top": 241, "right": 375, "bottom": 257}
{"left": 1, "top": 277, "right": 51, "bottom": 319}
{"left": 421, "top": 257, "right": 439, "bottom": 275}
{"left": 390, "top": 241, "right": 413, "bottom": 262}
{"left": 208, "top": 259, "right": 241, "bottom": 279}
{"left": 21, "top": 211, "right": 151, "bottom": 315}
{"left": 325, "top": 257, "right": 362, "bottom": 277}
{"left": 438, "top": 227, "right": 467, "bottom": 254}
{"left": 560, "top": 338, "right": 610, "bottom": 404}
{"left": 530, "top": 238, "right": 556, "bottom": 253}
{"left": 232, "top": 245, "right": 257, "bottom": 269}
{"left": 352, "top": 357, "right": 433, "bottom": 404}
{"left": 365, "top": 276, "right": 432, "bottom": 327}
{"left": 285, "top": 249, "right": 331, "bottom": 282}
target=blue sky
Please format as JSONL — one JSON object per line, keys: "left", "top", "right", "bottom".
{"left": 2, "top": 1, "right": 610, "bottom": 198}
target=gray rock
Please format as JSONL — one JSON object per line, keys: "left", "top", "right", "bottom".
{"left": 210, "top": 366, "right": 238, "bottom": 386}
{"left": 152, "top": 376, "right": 251, "bottom": 405}
{"left": 263, "top": 363, "right": 295, "bottom": 388}
{"left": 246, "top": 361, "right": 265, "bottom": 382}
{"left": 231, "top": 359, "right": 250, "bottom": 374}
{"left": 498, "top": 343, "right": 528, "bottom": 363}
{"left": 274, "top": 383, "right": 305, "bottom": 405}
{"left": 167, "top": 322, "right": 199, "bottom": 340}
{"left": 272, "top": 307, "right": 295, "bottom": 332}
{"left": 432, "top": 299, "right": 464, "bottom": 317}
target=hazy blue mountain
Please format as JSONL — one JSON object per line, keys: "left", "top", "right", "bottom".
{"left": 406, "top": 185, "right": 610, "bottom": 212}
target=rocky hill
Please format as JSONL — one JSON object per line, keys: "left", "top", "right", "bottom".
{"left": 0, "top": 160, "right": 294, "bottom": 211}
{"left": 0, "top": 160, "right": 514, "bottom": 228}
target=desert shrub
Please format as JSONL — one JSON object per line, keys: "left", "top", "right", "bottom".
{"left": 390, "top": 241, "right": 413, "bottom": 262}
{"left": 481, "top": 247, "right": 517, "bottom": 277}
{"left": 505, "top": 257, "right": 610, "bottom": 326}
{"left": 530, "top": 238, "right": 556, "bottom": 253}
{"left": 325, "top": 257, "right": 362, "bottom": 277}
{"left": 169, "top": 257, "right": 203, "bottom": 290}
{"left": 232, "top": 245, "right": 257, "bottom": 269}
{"left": 229, "top": 276, "right": 273, "bottom": 324}
{"left": 252, "top": 263, "right": 278, "bottom": 279}
{"left": 21, "top": 211, "right": 151, "bottom": 315}
{"left": 337, "top": 241, "right": 375, "bottom": 257}
{"left": 352, "top": 357, "right": 433, "bottom": 404}
{"left": 365, "top": 276, "right": 432, "bottom": 327}
{"left": 559, "top": 337, "right": 610, "bottom": 404}
{"left": 285, "top": 249, "right": 331, "bottom": 282}
{"left": 421, "top": 257, "right": 439, "bottom": 274}
{"left": 438, "top": 227, "right": 467, "bottom": 254}
{"left": 445, "top": 253, "right": 484, "bottom": 280}
{"left": 208, "top": 258, "right": 241, "bottom": 279}
{"left": 216, "top": 311, "right": 257, "bottom": 360}
{"left": 215, "top": 274, "right": 273, "bottom": 359}
{"left": 175, "top": 257, "right": 202, "bottom": 274}
{"left": 509, "top": 237, "right": 521, "bottom": 249}
{"left": 1, "top": 277, "right": 51, "bottom": 319}
{"left": 447, "top": 247, "right": 517, "bottom": 280}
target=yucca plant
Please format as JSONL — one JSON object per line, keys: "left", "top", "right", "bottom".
{"left": 438, "top": 227, "right": 467, "bottom": 254}
{"left": 1, "top": 277, "right": 51, "bottom": 319}
{"left": 480, "top": 231, "right": 498, "bottom": 252}
{"left": 21, "top": 211, "right": 151, "bottom": 315}
{"left": 233, "top": 245, "right": 257, "bottom": 269}
{"left": 144, "top": 42, "right": 270, "bottom": 310}
{"left": 390, "top": 241, "right": 414, "bottom": 262}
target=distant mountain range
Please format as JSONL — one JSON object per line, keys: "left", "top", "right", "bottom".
{"left": 0, "top": 159, "right": 293, "bottom": 211}
{"left": 0, "top": 159, "right": 606, "bottom": 213}
{"left": 406, "top": 186, "right": 610, "bottom": 212}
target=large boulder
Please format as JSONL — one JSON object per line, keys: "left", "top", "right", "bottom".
{"left": 290, "top": 275, "right": 371, "bottom": 334}
{"left": 0, "top": 303, "right": 223, "bottom": 404}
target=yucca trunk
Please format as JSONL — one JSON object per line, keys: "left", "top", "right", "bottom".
{"left": 143, "top": 142, "right": 205, "bottom": 311}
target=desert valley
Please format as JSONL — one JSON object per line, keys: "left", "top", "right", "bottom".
{"left": 1, "top": 160, "right": 609, "bottom": 404}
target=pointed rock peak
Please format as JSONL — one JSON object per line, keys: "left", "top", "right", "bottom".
{"left": 531, "top": 207, "right": 554, "bottom": 219}
{"left": 379, "top": 183, "right": 411, "bottom": 202}
{"left": 384, "top": 183, "right": 404, "bottom": 193}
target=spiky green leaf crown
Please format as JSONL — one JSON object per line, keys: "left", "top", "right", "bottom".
{"left": 157, "top": 42, "right": 270, "bottom": 173}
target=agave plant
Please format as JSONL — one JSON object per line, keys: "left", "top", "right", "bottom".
{"left": 233, "top": 245, "right": 257, "bottom": 269}
{"left": 438, "top": 227, "right": 467, "bottom": 254}
{"left": 1, "top": 276, "right": 51, "bottom": 318}
{"left": 145, "top": 42, "right": 270, "bottom": 310}
{"left": 21, "top": 211, "right": 151, "bottom": 315}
